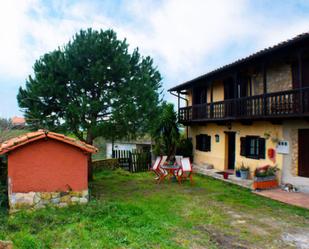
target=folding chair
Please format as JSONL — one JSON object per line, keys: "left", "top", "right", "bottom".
{"left": 150, "top": 156, "right": 162, "bottom": 181}
{"left": 176, "top": 157, "right": 193, "bottom": 185}
{"left": 157, "top": 156, "right": 168, "bottom": 184}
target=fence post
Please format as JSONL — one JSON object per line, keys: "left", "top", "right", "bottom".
{"left": 129, "top": 151, "right": 133, "bottom": 173}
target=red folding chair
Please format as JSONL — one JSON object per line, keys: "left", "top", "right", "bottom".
{"left": 176, "top": 157, "right": 193, "bottom": 185}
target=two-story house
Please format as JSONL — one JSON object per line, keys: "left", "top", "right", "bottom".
{"left": 169, "top": 33, "right": 309, "bottom": 192}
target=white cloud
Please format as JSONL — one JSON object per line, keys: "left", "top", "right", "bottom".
{"left": 0, "top": 0, "right": 309, "bottom": 117}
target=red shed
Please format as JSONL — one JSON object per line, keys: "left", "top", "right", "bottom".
{"left": 0, "top": 130, "right": 97, "bottom": 211}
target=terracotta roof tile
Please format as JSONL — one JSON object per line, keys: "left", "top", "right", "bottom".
{"left": 11, "top": 116, "right": 26, "bottom": 125}
{"left": 0, "top": 130, "right": 97, "bottom": 155}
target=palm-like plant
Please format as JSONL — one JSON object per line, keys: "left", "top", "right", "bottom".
{"left": 152, "top": 103, "right": 180, "bottom": 160}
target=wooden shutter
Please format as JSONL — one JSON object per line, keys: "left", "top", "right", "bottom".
{"left": 196, "top": 134, "right": 211, "bottom": 152}
{"left": 205, "top": 135, "right": 211, "bottom": 152}
{"left": 258, "top": 138, "right": 266, "bottom": 159}
{"left": 201, "top": 135, "right": 205, "bottom": 151}
{"left": 240, "top": 137, "right": 246, "bottom": 156}
{"left": 196, "top": 135, "right": 200, "bottom": 150}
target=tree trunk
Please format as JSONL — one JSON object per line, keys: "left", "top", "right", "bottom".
{"left": 86, "top": 131, "right": 94, "bottom": 181}
{"left": 87, "top": 155, "right": 93, "bottom": 181}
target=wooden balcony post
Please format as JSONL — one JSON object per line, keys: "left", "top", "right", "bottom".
{"left": 298, "top": 52, "right": 303, "bottom": 113}
{"left": 233, "top": 73, "right": 238, "bottom": 117}
{"left": 262, "top": 63, "right": 267, "bottom": 116}
{"left": 210, "top": 82, "right": 214, "bottom": 118}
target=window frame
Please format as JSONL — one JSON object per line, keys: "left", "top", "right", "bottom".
{"left": 246, "top": 136, "right": 260, "bottom": 159}
{"left": 196, "top": 134, "right": 211, "bottom": 152}
{"left": 240, "top": 136, "right": 265, "bottom": 160}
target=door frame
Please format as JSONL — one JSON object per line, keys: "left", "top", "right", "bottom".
{"left": 298, "top": 129, "right": 309, "bottom": 178}
{"left": 225, "top": 131, "right": 236, "bottom": 170}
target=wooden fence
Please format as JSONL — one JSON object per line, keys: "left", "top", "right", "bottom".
{"left": 112, "top": 149, "right": 151, "bottom": 173}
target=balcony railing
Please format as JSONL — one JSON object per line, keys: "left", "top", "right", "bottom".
{"left": 179, "top": 87, "right": 309, "bottom": 123}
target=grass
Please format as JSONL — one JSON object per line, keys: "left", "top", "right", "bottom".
{"left": 0, "top": 169, "right": 308, "bottom": 249}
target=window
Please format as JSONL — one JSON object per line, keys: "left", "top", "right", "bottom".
{"left": 196, "top": 134, "right": 211, "bottom": 152}
{"left": 240, "top": 136, "right": 265, "bottom": 159}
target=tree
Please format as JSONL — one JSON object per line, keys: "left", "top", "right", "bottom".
{"left": 0, "top": 118, "right": 11, "bottom": 131}
{"left": 17, "top": 29, "right": 162, "bottom": 179}
{"left": 152, "top": 103, "right": 180, "bottom": 160}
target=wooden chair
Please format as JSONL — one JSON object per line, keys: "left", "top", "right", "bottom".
{"left": 157, "top": 156, "right": 168, "bottom": 184}
{"left": 173, "top": 155, "right": 183, "bottom": 177}
{"left": 176, "top": 157, "right": 193, "bottom": 185}
{"left": 175, "top": 155, "right": 183, "bottom": 166}
{"left": 150, "top": 156, "right": 162, "bottom": 181}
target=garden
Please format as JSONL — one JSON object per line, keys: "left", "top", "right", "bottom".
{"left": 0, "top": 168, "right": 308, "bottom": 249}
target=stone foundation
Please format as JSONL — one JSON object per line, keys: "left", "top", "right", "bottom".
{"left": 9, "top": 189, "right": 88, "bottom": 212}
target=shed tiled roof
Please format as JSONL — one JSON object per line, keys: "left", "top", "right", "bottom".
{"left": 0, "top": 130, "right": 98, "bottom": 155}
{"left": 11, "top": 116, "right": 26, "bottom": 125}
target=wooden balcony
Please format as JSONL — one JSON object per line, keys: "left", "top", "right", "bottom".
{"left": 179, "top": 87, "right": 309, "bottom": 124}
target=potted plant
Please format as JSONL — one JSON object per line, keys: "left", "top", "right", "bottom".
{"left": 223, "top": 172, "right": 229, "bottom": 179}
{"left": 235, "top": 167, "right": 241, "bottom": 177}
{"left": 253, "top": 165, "right": 279, "bottom": 190}
{"left": 240, "top": 163, "right": 250, "bottom": 179}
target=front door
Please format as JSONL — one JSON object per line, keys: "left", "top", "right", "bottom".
{"left": 226, "top": 132, "right": 236, "bottom": 170}
{"left": 298, "top": 129, "right": 309, "bottom": 177}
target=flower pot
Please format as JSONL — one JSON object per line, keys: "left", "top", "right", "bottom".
{"left": 240, "top": 170, "right": 249, "bottom": 179}
{"left": 254, "top": 175, "right": 276, "bottom": 182}
{"left": 223, "top": 172, "right": 229, "bottom": 179}
{"left": 253, "top": 179, "right": 278, "bottom": 190}
{"left": 235, "top": 171, "right": 241, "bottom": 177}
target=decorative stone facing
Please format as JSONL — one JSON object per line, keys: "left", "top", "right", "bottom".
{"left": 252, "top": 63, "right": 292, "bottom": 95}
{"left": 9, "top": 189, "right": 88, "bottom": 212}
{"left": 291, "top": 129, "right": 298, "bottom": 176}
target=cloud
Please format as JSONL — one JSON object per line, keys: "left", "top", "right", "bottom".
{"left": 0, "top": 0, "right": 309, "bottom": 117}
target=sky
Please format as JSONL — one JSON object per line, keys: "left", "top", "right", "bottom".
{"left": 0, "top": 0, "right": 309, "bottom": 118}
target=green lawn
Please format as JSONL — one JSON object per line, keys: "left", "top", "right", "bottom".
{"left": 0, "top": 169, "right": 308, "bottom": 249}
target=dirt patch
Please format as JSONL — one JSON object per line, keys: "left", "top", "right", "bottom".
{"left": 194, "top": 225, "right": 256, "bottom": 249}
{"left": 0, "top": 240, "right": 13, "bottom": 249}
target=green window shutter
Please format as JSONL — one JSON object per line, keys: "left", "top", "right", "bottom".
{"left": 196, "top": 135, "right": 201, "bottom": 150}
{"left": 240, "top": 137, "right": 246, "bottom": 156}
{"left": 258, "top": 138, "right": 266, "bottom": 159}
{"left": 201, "top": 135, "right": 206, "bottom": 151}
{"left": 206, "top": 135, "right": 211, "bottom": 152}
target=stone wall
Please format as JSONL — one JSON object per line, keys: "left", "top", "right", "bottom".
{"left": 267, "top": 63, "right": 293, "bottom": 93}
{"left": 252, "top": 63, "right": 292, "bottom": 95}
{"left": 92, "top": 158, "right": 119, "bottom": 171}
{"left": 252, "top": 72, "right": 264, "bottom": 95}
{"left": 9, "top": 189, "right": 88, "bottom": 212}
{"left": 290, "top": 129, "right": 298, "bottom": 176}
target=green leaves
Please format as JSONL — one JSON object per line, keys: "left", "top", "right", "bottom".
{"left": 152, "top": 103, "right": 180, "bottom": 158}
{"left": 17, "top": 28, "right": 162, "bottom": 143}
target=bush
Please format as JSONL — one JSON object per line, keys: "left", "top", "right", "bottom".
{"left": 176, "top": 138, "right": 193, "bottom": 161}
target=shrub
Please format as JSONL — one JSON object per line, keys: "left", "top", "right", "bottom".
{"left": 92, "top": 159, "right": 119, "bottom": 171}
{"left": 254, "top": 165, "right": 279, "bottom": 177}
{"left": 176, "top": 138, "right": 193, "bottom": 161}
